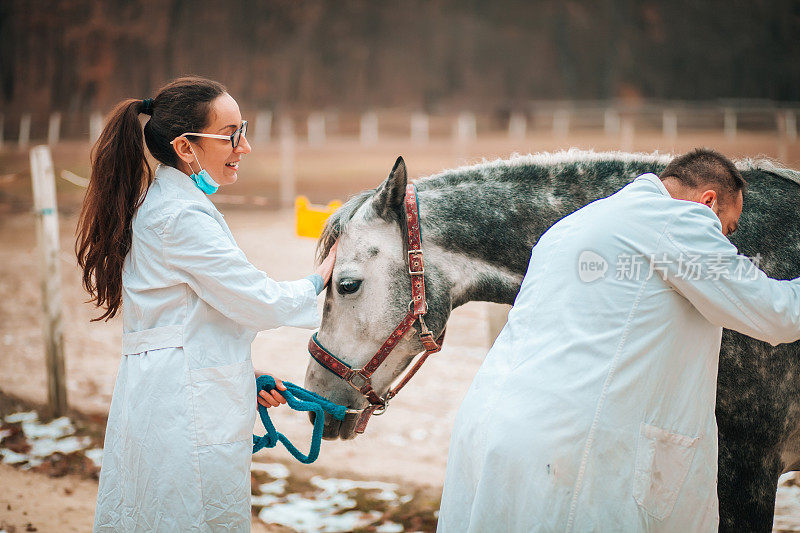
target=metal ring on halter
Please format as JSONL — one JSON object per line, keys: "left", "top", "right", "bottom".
{"left": 408, "top": 300, "right": 429, "bottom": 314}
{"left": 372, "top": 403, "right": 389, "bottom": 416}
{"left": 346, "top": 370, "right": 371, "bottom": 392}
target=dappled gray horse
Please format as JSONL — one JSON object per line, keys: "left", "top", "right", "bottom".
{"left": 304, "top": 150, "right": 800, "bottom": 531}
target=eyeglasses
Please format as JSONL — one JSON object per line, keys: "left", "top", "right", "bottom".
{"left": 173, "top": 120, "right": 248, "bottom": 149}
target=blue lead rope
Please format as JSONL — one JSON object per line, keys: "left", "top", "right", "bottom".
{"left": 252, "top": 375, "right": 347, "bottom": 464}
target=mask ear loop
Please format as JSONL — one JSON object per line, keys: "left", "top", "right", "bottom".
{"left": 170, "top": 136, "right": 201, "bottom": 175}
{"left": 186, "top": 140, "right": 220, "bottom": 188}
{"left": 187, "top": 142, "right": 204, "bottom": 175}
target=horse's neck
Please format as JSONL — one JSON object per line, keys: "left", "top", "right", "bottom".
{"left": 419, "top": 179, "right": 572, "bottom": 308}
{"left": 415, "top": 154, "right": 676, "bottom": 309}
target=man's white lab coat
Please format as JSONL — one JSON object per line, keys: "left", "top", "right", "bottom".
{"left": 437, "top": 174, "right": 800, "bottom": 532}
{"left": 93, "top": 165, "right": 320, "bottom": 532}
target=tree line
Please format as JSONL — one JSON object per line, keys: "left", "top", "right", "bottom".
{"left": 1, "top": 0, "right": 798, "bottom": 117}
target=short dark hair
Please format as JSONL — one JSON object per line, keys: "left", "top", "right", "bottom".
{"left": 659, "top": 148, "right": 746, "bottom": 200}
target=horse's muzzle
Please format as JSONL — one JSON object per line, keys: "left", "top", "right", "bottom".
{"left": 308, "top": 410, "right": 361, "bottom": 440}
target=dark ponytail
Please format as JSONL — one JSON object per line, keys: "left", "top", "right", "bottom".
{"left": 76, "top": 76, "right": 226, "bottom": 321}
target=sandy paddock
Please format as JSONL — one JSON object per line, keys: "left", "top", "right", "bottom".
{"left": 2, "top": 134, "right": 800, "bottom": 530}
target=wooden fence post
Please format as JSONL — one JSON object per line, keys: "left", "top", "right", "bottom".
{"left": 604, "top": 108, "right": 620, "bottom": 136}
{"left": 279, "top": 116, "right": 296, "bottom": 208}
{"left": 553, "top": 109, "right": 569, "bottom": 138}
{"left": 411, "top": 112, "right": 429, "bottom": 144}
{"left": 89, "top": 112, "right": 103, "bottom": 145}
{"left": 662, "top": 110, "right": 677, "bottom": 140}
{"left": 48, "top": 112, "right": 61, "bottom": 146}
{"left": 620, "top": 118, "right": 635, "bottom": 151}
{"left": 454, "top": 112, "right": 477, "bottom": 143}
{"left": 254, "top": 110, "right": 272, "bottom": 145}
{"left": 724, "top": 109, "right": 737, "bottom": 140}
{"left": 508, "top": 112, "right": 526, "bottom": 139}
{"left": 307, "top": 112, "right": 326, "bottom": 146}
{"left": 29, "top": 145, "right": 67, "bottom": 417}
{"left": 360, "top": 112, "right": 378, "bottom": 145}
{"left": 19, "top": 113, "right": 31, "bottom": 150}
{"left": 784, "top": 110, "right": 797, "bottom": 142}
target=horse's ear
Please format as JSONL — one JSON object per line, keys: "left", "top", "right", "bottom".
{"left": 372, "top": 156, "right": 407, "bottom": 219}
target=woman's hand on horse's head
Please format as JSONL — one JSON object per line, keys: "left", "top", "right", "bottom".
{"left": 255, "top": 373, "right": 288, "bottom": 408}
{"left": 315, "top": 240, "right": 339, "bottom": 288}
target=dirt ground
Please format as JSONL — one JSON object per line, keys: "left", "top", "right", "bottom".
{"left": 2, "top": 133, "right": 800, "bottom": 531}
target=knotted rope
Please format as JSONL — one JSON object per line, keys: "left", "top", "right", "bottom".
{"left": 252, "top": 375, "right": 346, "bottom": 464}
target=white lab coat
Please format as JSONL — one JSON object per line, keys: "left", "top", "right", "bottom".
{"left": 438, "top": 174, "right": 800, "bottom": 532}
{"left": 93, "top": 165, "right": 320, "bottom": 532}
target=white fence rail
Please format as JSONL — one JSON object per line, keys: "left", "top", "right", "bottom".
{"left": 2, "top": 102, "right": 799, "bottom": 149}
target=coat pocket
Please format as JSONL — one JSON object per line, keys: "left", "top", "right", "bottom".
{"left": 189, "top": 359, "right": 256, "bottom": 446}
{"left": 633, "top": 422, "right": 699, "bottom": 520}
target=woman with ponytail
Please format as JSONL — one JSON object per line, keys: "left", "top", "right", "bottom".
{"left": 77, "top": 77, "right": 336, "bottom": 532}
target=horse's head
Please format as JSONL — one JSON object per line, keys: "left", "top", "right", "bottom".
{"left": 304, "top": 156, "right": 451, "bottom": 440}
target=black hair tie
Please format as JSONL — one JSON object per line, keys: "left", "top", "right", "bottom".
{"left": 140, "top": 98, "right": 154, "bottom": 116}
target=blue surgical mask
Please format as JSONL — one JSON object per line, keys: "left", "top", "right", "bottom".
{"left": 190, "top": 169, "right": 219, "bottom": 195}
{"left": 187, "top": 145, "right": 220, "bottom": 195}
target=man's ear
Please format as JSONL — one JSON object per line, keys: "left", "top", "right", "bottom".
{"left": 699, "top": 189, "right": 717, "bottom": 208}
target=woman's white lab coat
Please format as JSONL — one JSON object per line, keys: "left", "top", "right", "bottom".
{"left": 437, "top": 174, "right": 800, "bottom": 532}
{"left": 93, "top": 165, "right": 320, "bottom": 532}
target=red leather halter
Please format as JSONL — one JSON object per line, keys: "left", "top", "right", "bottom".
{"left": 308, "top": 184, "right": 445, "bottom": 434}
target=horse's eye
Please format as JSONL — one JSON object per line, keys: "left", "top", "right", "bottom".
{"left": 337, "top": 279, "right": 362, "bottom": 295}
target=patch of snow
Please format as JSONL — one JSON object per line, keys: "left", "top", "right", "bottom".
{"left": 251, "top": 494, "right": 280, "bottom": 507}
{"left": 376, "top": 522, "right": 404, "bottom": 533}
{"left": 320, "top": 510, "right": 382, "bottom": 533}
{"left": 1, "top": 448, "right": 29, "bottom": 464}
{"left": 259, "top": 479, "right": 287, "bottom": 495}
{"left": 28, "top": 435, "right": 90, "bottom": 457}
{"left": 258, "top": 492, "right": 380, "bottom": 533}
{"left": 20, "top": 457, "right": 42, "bottom": 469}
{"left": 85, "top": 448, "right": 104, "bottom": 468}
{"left": 311, "top": 476, "right": 400, "bottom": 502}
{"left": 250, "top": 461, "right": 290, "bottom": 479}
{"left": 1, "top": 412, "right": 94, "bottom": 469}
{"left": 22, "top": 416, "right": 74, "bottom": 439}
{"left": 4, "top": 411, "right": 38, "bottom": 424}
{"left": 253, "top": 475, "right": 412, "bottom": 532}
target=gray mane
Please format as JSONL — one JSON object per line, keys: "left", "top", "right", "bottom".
{"left": 417, "top": 149, "right": 671, "bottom": 187}
{"left": 736, "top": 156, "right": 800, "bottom": 187}
{"left": 316, "top": 149, "right": 800, "bottom": 267}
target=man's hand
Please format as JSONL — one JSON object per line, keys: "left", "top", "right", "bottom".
{"left": 315, "top": 240, "right": 338, "bottom": 288}
{"left": 256, "top": 373, "right": 288, "bottom": 408}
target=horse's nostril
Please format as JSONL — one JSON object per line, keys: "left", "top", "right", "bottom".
{"left": 308, "top": 411, "right": 316, "bottom": 425}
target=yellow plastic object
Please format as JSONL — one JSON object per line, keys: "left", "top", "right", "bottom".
{"left": 295, "top": 196, "right": 342, "bottom": 239}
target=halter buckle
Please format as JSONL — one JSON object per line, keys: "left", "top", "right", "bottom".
{"left": 346, "top": 370, "right": 371, "bottom": 392}
{"left": 408, "top": 299, "right": 429, "bottom": 314}
{"left": 408, "top": 250, "right": 424, "bottom": 275}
